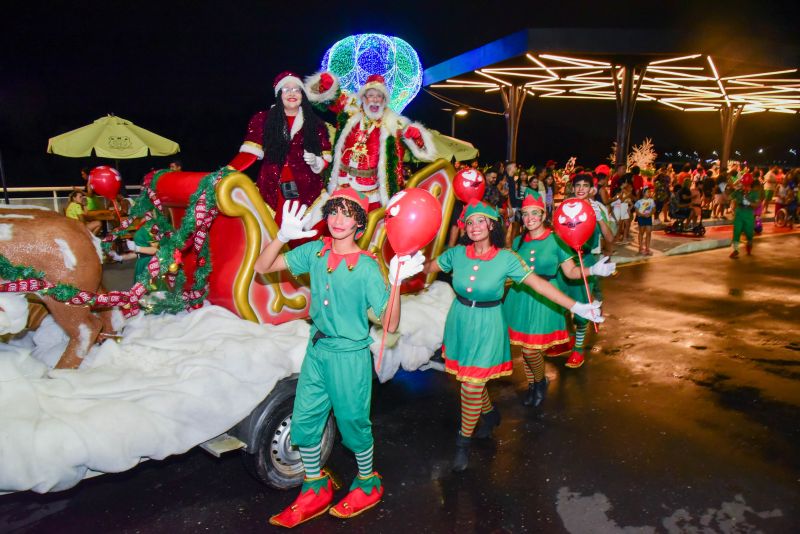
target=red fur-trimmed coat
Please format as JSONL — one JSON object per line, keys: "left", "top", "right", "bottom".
{"left": 229, "top": 108, "right": 332, "bottom": 211}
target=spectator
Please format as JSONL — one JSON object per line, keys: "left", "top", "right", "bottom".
{"left": 65, "top": 189, "right": 102, "bottom": 235}
{"left": 80, "top": 167, "right": 103, "bottom": 212}
{"left": 543, "top": 174, "right": 556, "bottom": 220}
{"left": 763, "top": 165, "right": 780, "bottom": 214}
{"left": 612, "top": 182, "right": 633, "bottom": 243}
{"left": 688, "top": 179, "right": 703, "bottom": 226}
{"left": 169, "top": 160, "right": 183, "bottom": 172}
{"left": 654, "top": 167, "right": 671, "bottom": 224}
{"left": 504, "top": 161, "right": 522, "bottom": 245}
{"left": 630, "top": 166, "right": 644, "bottom": 199}
{"left": 634, "top": 186, "right": 656, "bottom": 255}
{"left": 483, "top": 168, "right": 503, "bottom": 209}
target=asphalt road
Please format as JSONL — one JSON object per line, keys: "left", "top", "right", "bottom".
{"left": 2, "top": 235, "right": 798, "bottom": 533}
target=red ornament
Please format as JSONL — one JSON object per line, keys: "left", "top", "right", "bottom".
{"left": 452, "top": 168, "right": 486, "bottom": 203}
{"left": 88, "top": 166, "right": 122, "bottom": 200}
{"left": 198, "top": 257, "right": 206, "bottom": 267}
{"left": 553, "top": 199, "right": 597, "bottom": 250}
{"left": 384, "top": 188, "right": 442, "bottom": 255}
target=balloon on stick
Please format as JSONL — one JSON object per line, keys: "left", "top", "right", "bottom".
{"left": 89, "top": 166, "right": 124, "bottom": 221}
{"left": 377, "top": 188, "right": 442, "bottom": 372}
{"left": 452, "top": 168, "right": 486, "bottom": 203}
{"left": 553, "top": 199, "right": 599, "bottom": 331}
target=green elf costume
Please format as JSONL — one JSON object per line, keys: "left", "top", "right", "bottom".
{"left": 266, "top": 188, "right": 424, "bottom": 528}
{"left": 729, "top": 173, "right": 759, "bottom": 259}
{"left": 556, "top": 173, "right": 613, "bottom": 368}
{"left": 504, "top": 193, "right": 574, "bottom": 408}
{"left": 429, "top": 200, "right": 602, "bottom": 472}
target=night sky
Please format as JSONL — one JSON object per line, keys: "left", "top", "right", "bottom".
{"left": 2, "top": 0, "right": 799, "bottom": 189}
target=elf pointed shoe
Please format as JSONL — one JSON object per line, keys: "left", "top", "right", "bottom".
{"left": 545, "top": 337, "right": 574, "bottom": 357}
{"left": 452, "top": 432, "right": 471, "bottom": 472}
{"left": 269, "top": 471, "right": 339, "bottom": 528}
{"left": 473, "top": 407, "right": 501, "bottom": 439}
{"left": 565, "top": 351, "right": 584, "bottom": 369}
{"left": 330, "top": 473, "right": 384, "bottom": 519}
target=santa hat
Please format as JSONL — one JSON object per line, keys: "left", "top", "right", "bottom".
{"left": 522, "top": 192, "right": 545, "bottom": 211}
{"left": 594, "top": 164, "right": 611, "bottom": 176}
{"left": 327, "top": 187, "right": 370, "bottom": 215}
{"left": 357, "top": 74, "right": 390, "bottom": 104}
{"left": 273, "top": 71, "right": 304, "bottom": 96}
{"left": 545, "top": 160, "right": 557, "bottom": 168}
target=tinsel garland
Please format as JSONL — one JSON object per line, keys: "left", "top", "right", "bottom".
{"left": 385, "top": 135, "right": 399, "bottom": 199}
{"left": 1, "top": 167, "right": 230, "bottom": 316}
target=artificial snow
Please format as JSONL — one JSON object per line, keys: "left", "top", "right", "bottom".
{"left": 0, "top": 294, "right": 28, "bottom": 335}
{"left": 0, "top": 224, "right": 12, "bottom": 241}
{"left": 0, "top": 284, "right": 452, "bottom": 494}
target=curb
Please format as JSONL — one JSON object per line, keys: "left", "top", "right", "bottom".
{"left": 664, "top": 238, "right": 731, "bottom": 256}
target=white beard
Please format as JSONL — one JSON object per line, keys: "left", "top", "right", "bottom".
{"left": 363, "top": 102, "right": 386, "bottom": 121}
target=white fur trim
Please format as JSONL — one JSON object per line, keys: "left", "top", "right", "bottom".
{"left": 357, "top": 81, "right": 390, "bottom": 105}
{"left": 403, "top": 122, "right": 438, "bottom": 162}
{"left": 0, "top": 293, "right": 28, "bottom": 335}
{"left": 55, "top": 238, "right": 77, "bottom": 271}
{"left": 327, "top": 114, "right": 361, "bottom": 194}
{"left": 239, "top": 142, "right": 264, "bottom": 160}
{"left": 289, "top": 107, "right": 304, "bottom": 139}
{"left": 273, "top": 75, "right": 303, "bottom": 96}
{"left": 304, "top": 71, "right": 340, "bottom": 104}
{"left": 0, "top": 223, "right": 12, "bottom": 241}
{"left": 376, "top": 123, "right": 390, "bottom": 207}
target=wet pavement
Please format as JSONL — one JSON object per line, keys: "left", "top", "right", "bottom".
{"left": 2, "top": 235, "right": 799, "bottom": 533}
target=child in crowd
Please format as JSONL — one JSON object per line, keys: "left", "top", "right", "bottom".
{"left": 612, "top": 182, "right": 633, "bottom": 243}
{"left": 633, "top": 187, "right": 655, "bottom": 255}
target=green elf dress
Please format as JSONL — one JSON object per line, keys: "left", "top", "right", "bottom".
{"left": 437, "top": 244, "right": 531, "bottom": 383}
{"left": 504, "top": 229, "right": 574, "bottom": 349}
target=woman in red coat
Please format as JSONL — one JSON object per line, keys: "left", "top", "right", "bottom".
{"left": 229, "top": 71, "right": 332, "bottom": 220}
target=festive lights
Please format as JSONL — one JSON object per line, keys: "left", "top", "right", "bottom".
{"left": 321, "top": 33, "right": 422, "bottom": 112}
{"left": 432, "top": 53, "right": 800, "bottom": 114}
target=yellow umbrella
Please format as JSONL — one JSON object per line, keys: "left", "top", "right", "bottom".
{"left": 404, "top": 129, "right": 479, "bottom": 163}
{"left": 47, "top": 114, "right": 180, "bottom": 158}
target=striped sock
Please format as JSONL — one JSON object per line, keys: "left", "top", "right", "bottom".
{"left": 575, "top": 320, "right": 588, "bottom": 354}
{"left": 522, "top": 348, "right": 545, "bottom": 382}
{"left": 459, "top": 382, "right": 485, "bottom": 437}
{"left": 520, "top": 347, "right": 535, "bottom": 383}
{"left": 480, "top": 386, "right": 493, "bottom": 415}
{"left": 298, "top": 443, "right": 322, "bottom": 479}
{"left": 354, "top": 445, "right": 374, "bottom": 478}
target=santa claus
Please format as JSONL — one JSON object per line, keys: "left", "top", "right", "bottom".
{"left": 228, "top": 71, "right": 332, "bottom": 218}
{"left": 304, "top": 71, "right": 437, "bottom": 211}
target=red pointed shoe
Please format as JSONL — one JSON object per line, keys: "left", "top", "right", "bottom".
{"left": 565, "top": 350, "right": 584, "bottom": 369}
{"left": 269, "top": 472, "right": 338, "bottom": 528}
{"left": 545, "top": 337, "right": 574, "bottom": 357}
{"left": 329, "top": 472, "right": 384, "bottom": 519}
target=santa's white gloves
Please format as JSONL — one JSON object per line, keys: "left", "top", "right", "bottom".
{"left": 303, "top": 150, "right": 326, "bottom": 174}
{"left": 588, "top": 256, "right": 616, "bottom": 277}
{"left": 570, "top": 300, "right": 604, "bottom": 323}
{"left": 277, "top": 201, "right": 317, "bottom": 243}
{"left": 126, "top": 240, "right": 139, "bottom": 253}
{"left": 388, "top": 251, "right": 426, "bottom": 285}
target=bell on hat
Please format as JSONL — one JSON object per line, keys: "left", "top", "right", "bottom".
{"left": 273, "top": 71, "right": 304, "bottom": 96}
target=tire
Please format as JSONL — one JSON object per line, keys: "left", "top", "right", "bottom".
{"left": 242, "top": 394, "right": 337, "bottom": 490}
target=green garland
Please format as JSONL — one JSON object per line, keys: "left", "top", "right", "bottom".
{"left": 385, "top": 134, "right": 399, "bottom": 198}
{"left": 0, "top": 254, "right": 92, "bottom": 303}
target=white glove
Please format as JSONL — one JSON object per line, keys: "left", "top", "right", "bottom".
{"left": 126, "top": 240, "right": 138, "bottom": 252}
{"left": 108, "top": 250, "right": 123, "bottom": 262}
{"left": 303, "top": 150, "right": 325, "bottom": 174}
{"left": 277, "top": 201, "right": 318, "bottom": 243}
{"left": 588, "top": 256, "right": 616, "bottom": 277}
{"left": 388, "top": 251, "right": 426, "bottom": 285}
{"left": 570, "top": 300, "right": 604, "bottom": 323}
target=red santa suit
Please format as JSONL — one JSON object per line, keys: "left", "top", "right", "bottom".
{"left": 304, "top": 72, "right": 437, "bottom": 209}
{"left": 228, "top": 72, "right": 332, "bottom": 214}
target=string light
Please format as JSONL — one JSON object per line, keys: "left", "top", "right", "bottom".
{"left": 321, "top": 33, "right": 422, "bottom": 112}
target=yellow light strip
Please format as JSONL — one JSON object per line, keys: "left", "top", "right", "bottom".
{"left": 768, "top": 108, "right": 798, "bottom": 114}
{"left": 539, "top": 54, "right": 611, "bottom": 67}
{"left": 722, "top": 69, "right": 798, "bottom": 80}
{"left": 657, "top": 100, "right": 685, "bottom": 111}
{"left": 649, "top": 54, "right": 702, "bottom": 65}
{"left": 525, "top": 53, "right": 559, "bottom": 79}
{"left": 476, "top": 70, "right": 513, "bottom": 86}
{"left": 445, "top": 79, "right": 498, "bottom": 86}
{"left": 683, "top": 107, "right": 718, "bottom": 111}
{"left": 706, "top": 56, "right": 731, "bottom": 107}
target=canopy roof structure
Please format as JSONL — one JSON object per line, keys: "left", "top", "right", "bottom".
{"left": 423, "top": 29, "right": 800, "bottom": 167}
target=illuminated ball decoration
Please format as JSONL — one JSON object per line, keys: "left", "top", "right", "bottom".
{"left": 321, "top": 33, "right": 422, "bottom": 112}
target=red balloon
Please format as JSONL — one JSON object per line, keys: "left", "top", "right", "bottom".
{"left": 384, "top": 188, "right": 442, "bottom": 255}
{"left": 553, "top": 199, "right": 597, "bottom": 250}
{"left": 89, "top": 166, "right": 122, "bottom": 200}
{"left": 452, "top": 168, "right": 486, "bottom": 203}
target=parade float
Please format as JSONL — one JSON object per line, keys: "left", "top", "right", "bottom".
{"left": 0, "top": 32, "right": 471, "bottom": 494}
